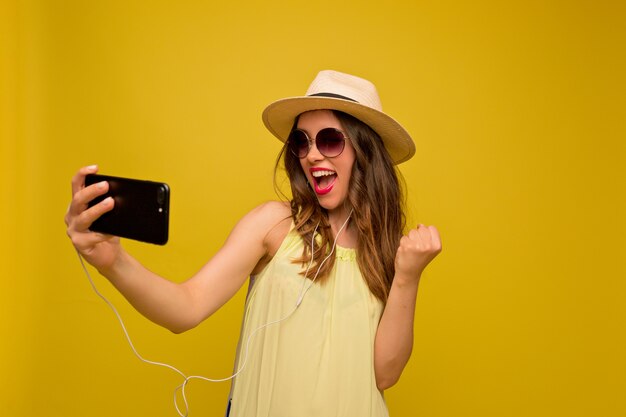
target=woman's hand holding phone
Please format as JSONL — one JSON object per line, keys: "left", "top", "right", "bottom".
{"left": 65, "top": 165, "right": 123, "bottom": 273}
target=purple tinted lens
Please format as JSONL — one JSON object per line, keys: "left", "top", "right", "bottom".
{"left": 317, "top": 128, "right": 345, "bottom": 157}
{"left": 288, "top": 130, "right": 309, "bottom": 158}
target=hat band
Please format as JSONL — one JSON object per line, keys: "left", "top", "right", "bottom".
{"left": 308, "top": 92, "right": 358, "bottom": 103}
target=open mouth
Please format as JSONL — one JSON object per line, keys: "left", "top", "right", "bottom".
{"left": 311, "top": 169, "right": 337, "bottom": 195}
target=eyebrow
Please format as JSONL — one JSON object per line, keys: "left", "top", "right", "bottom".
{"left": 295, "top": 127, "right": 346, "bottom": 136}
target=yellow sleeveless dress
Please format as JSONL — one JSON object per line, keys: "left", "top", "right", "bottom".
{"left": 229, "top": 227, "right": 388, "bottom": 417}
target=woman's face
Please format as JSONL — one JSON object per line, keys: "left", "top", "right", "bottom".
{"left": 296, "top": 110, "right": 356, "bottom": 217}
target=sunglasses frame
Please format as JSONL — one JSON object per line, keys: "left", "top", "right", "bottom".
{"left": 287, "top": 127, "right": 349, "bottom": 159}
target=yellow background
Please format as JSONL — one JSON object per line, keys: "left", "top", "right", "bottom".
{"left": 2, "top": 0, "right": 625, "bottom": 416}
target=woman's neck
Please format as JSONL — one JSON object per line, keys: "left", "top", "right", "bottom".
{"left": 327, "top": 208, "right": 356, "bottom": 248}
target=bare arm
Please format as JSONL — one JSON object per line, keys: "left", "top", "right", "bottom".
{"left": 373, "top": 225, "right": 442, "bottom": 390}
{"left": 66, "top": 165, "right": 290, "bottom": 333}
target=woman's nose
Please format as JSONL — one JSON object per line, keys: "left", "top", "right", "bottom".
{"left": 306, "top": 140, "right": 324, "bottom": 163}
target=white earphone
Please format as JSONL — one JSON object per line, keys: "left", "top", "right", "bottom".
{"left": 77, "top": 210, "right": 353, "bottom": 416}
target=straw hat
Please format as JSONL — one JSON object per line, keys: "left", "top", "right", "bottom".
{"left": 262, "top": 70, "right": 415, "bottom": 164}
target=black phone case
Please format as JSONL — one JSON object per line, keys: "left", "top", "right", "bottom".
{"left": 85, "top": 174, "right": 170, "bottom": 245}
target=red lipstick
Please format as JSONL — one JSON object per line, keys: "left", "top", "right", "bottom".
{"left": 310, "top": 167, "right": 337, "bottom": 195}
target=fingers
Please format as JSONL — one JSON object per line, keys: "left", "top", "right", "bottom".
{"left": 66, "top": 195, "right": 116, "bottom": 253}
{"left": 68, "top": 226, "right": 116, "bottom": 252}
{"left": 66, "top": 182, "right": 111, "bottom": 227}
{"left": 73, "top": 196, "right": 115, "bottom": 232}
{"left": 66, "top": 165, "right": 122, "bottom": 265}
{"left": 67, "top": 166, "right": 109, "bottom": 219}
{"left": 401, "top": 224, "right": 442, "bottom": 245}
{"left": 427, "top": 225, "right": 442, "bottom": 251}
{"left": 66, "top": 164, "right": 114, "bottom": 232}
{"left": 401, "top": 223, "right": 442, "bottom": 260}
{"left": 71, "top": 164, "right": 99, "bottom": 196}
{"left": 72, "top": 180, "right": 109, "bottom": 211}
{"left": 395, "top": 223, "right": 442, "bottom": 279}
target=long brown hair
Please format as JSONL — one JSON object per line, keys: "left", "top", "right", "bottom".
{"left": 274, "top": 110, "right": 406, "bottom": 303}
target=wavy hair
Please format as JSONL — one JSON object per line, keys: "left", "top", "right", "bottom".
{"left": 274, "top": 110, "right": 406, "bottom": 303}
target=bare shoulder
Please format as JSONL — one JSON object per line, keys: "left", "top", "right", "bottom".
{"left": 237, "top": 200, "right": 290, "bottom": 242}
{"left": 247, "top": 200, "right": 291, "bottom": 220}
{"left": 243, "top": 201, "right": 292, "bottom": 274}
{"left": 240, "top": 201, "right": 290, "bottom": 230}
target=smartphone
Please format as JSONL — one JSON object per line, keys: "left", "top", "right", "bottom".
{"left": 85, "top": 174, "right": 170, "bottom": 245}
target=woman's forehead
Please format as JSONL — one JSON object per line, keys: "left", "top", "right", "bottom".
{"left": 296, "top": 110, "right": 341, "bottom": 129}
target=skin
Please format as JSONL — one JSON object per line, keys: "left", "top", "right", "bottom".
{"left": 65, "top": 110, "right": 441, "bottom": 392}
{"left": 296, "top": 110, "right": 357, "bottom": 246}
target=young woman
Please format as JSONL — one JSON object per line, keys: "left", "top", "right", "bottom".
{"left": 66, "top": 70, "right": 442, "bottom": 416}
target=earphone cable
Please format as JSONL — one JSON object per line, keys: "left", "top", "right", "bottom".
{"left": 75, "top": 211, "right": 351, "bottom": 416}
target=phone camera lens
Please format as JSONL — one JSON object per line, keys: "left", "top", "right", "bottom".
{"left": 157, "top": 187, "right": 165, "bottom": 205}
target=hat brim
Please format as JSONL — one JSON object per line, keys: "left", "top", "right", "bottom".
{"left": 262, "top": 96, "right": 415, "bottom": 164}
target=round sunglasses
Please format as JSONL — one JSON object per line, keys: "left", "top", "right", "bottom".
{"left": 287, "top": 127, "right": 348, "bottom": 159}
